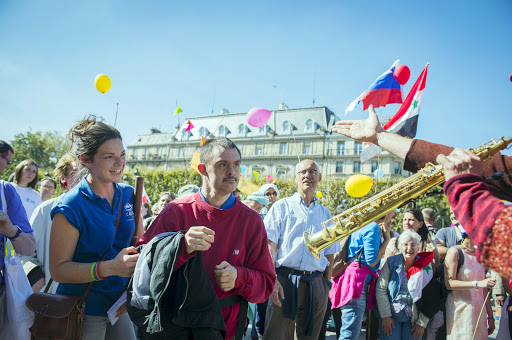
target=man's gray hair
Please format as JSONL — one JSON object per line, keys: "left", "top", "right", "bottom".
{"left": 398, "top": 230, "right": 422, "bottom": 250}
{"left": 200, "top": 137, "right": 241, "bottom": 165}
{"left": 422, "top": 208, "right": 436, "bottom": 222}
{"left": 295, "top": 160, "right": 321, "bottom": 174}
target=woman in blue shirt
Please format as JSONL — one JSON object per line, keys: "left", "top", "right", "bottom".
{"left": 50, "top": 116, "right": 141, "bottom": 340}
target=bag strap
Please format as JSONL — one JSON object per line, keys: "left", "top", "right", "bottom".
{"left": 218, "top": 295, "right": 248, "bottom": 340}
{"left": 44, "top": 194, "right": 123, "bottom": 298}
{"left": 454, "top": 245, "right": 465, "bottom": 273}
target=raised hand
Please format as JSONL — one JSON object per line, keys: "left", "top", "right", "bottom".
{"left": 331, "top": 105, "right": 384, "bottom": 144}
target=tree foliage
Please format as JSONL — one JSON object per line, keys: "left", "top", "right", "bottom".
{"left": 128, "top": 169, "right": 450, "bottom": 231}
{"left": 1, "top": 130, "right": 68, "bottom": 180}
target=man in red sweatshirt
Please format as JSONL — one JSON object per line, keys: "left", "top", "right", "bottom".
{"left": 138, "top": 137, "right": 276, "bottom": 339}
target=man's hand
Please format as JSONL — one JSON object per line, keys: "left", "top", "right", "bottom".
{"left": 331, "top": 105, "right": 384, "bottom": 144}
{"left": 488, "top": 317, "right": 495, "bottom": 335}
{"left": 381, "top": 317, "right": 394, "bottom": 336}
{"left": 214, "top": 261, "right": 238, "bottom": 291}
{"left": 184, "top": 226, "right": 215, "bottom": 254}
{"left": 411, "top": 324, "right": 425, "bottom": 339}
{"left": 270, "top": 279, "right": 285, "bottom": 307}
{"left": 436, "top": 148, "right": 483, "bottom": 181}
{"left": 0, "top": 211, "right": 15, "bottom": 236}
{"left": 495, "top": 295, "right": 506, "bottom": 307}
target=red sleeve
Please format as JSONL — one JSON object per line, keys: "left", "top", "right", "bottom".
{"left": 405, "top": 139, "right": 512, "bottom": 201}
{"left": 231, "top": 214, "right": 276, "bottom": 303}
{"left": 443, "top": 174, "right": 507, "bottom": 266}
{"left": 136, "top": 205, "right": 194, "bottom": 269}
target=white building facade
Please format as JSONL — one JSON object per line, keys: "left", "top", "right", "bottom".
{"left": 126, "top": 105, "right": 409, "bottom": 179}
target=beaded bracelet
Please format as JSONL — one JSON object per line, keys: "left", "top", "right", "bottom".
{"left": 94, "top": 261, "right": 106, "bottom": 281}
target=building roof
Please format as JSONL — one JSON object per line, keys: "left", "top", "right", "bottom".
{"left": 168, "top": 106, "right": 340, "bottom": 142}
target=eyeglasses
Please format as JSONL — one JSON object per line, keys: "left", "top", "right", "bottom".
{"left": 265, "top": 192, "right": 277, "bottom": 197}
{"left": 297, "top": 169, "right": 318, "bottom": 176}
{"left": 1, "top": 154, "right": 12, "bottom": 166}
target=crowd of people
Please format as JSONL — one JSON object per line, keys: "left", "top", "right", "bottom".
{"left": 0, "top": 107, "right": 511, "bottom": 340}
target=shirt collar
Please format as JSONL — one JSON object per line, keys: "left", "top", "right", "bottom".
{"left": 198, "top": 188, "right": 236, "bottom": 210}
{"left": 78, "top": 176, "right": 120, "bottom": 201}
{"left": 292, "top": 192, "right": 317, "bottom": 206}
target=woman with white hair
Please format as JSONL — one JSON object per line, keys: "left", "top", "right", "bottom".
{"left": 257, "top": 184, "right": 279, "bottom": 219}
{"left": 376, "top": 230, "right": 434, "bottom": 340}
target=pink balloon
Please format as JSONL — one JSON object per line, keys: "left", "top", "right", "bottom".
{"left": 247, "top": 107, "right": 271, "bottom": 127}
{"left": 394, "top": 65, "right": 410, "bottom": 85}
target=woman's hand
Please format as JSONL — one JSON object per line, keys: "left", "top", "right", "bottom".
{"left": 425, "top": 242, "right": 435, "bottom": 253}
{"left": 411, "top": 324, "right": 425, "bottom": 339}
{"left": 487, "top": 317, "right": 495, "bottom": 335}
{"left": 478, "top": 278, "right": 497, "bottom": 289}
{"left": 103, "top": 247, "right": 140, "bottom": 277}
{"left": 381, "top": 317, "right": 394, "bottom": 336}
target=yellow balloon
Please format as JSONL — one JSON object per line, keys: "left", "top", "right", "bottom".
{"left": 345, "top": 174, "right": 373, "bottom": 198}
{"left": 94, "top": 74, "right": 111, "bottom": 94}
{"left": 316, "top": 191, "right": 322, "bottom": 198}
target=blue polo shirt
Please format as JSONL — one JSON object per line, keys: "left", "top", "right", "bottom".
{"left": 51, "top": 177, "right": 135, "bottom": 316}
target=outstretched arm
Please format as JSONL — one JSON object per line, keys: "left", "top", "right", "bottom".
{"left": 331, "top": 105, "right": 413, "bottom": 160}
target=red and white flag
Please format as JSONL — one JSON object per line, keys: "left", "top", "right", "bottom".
{"left": 361, "top": 63, "right": 429, "bottom": 163}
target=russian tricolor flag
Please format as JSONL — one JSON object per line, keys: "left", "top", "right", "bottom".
{"left": 360, "top": 63, "right": 429, "bottom": 163}
{"left": 345, "top": 60, "right": 403, "bottom": 115}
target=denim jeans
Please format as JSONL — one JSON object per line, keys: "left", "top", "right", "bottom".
{"left": 339, "top": 282, "right": 367, "bottom": 340}
{"left": 379, "top": 309, "right": 414, "bottom": 340}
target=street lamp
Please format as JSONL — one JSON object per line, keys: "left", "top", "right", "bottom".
{"left": 134, "top": 169, "right": 141, "bottom": 178}
{"left": 44, "top": 171, "right": 51, "bottom": 178}
{"left": 123, "top": 174, "right": 130, "bottom": 185}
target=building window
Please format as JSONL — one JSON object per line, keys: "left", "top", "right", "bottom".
{"left": 303, "top": 142, "right": 311, "bottom": 154}
{"left": 337, "top": 142, "right": 345, "bottom": 155}
{"left": 336, "top": 162, "right": 344, "bottom": 173}
{"left": 253, "top": 168, "right": 263, "bottom": 179}
{"left": 353, "top": 161, "right": 361, "bottom": 173}
{"left": 182, "top": 129, "right": 192, "bottom": 140}
{"left": 282, "top": 121, "right": 290, "bottom": 133}
{"left": 371, "top": 162, "right": 378, "bottom": 173}
{"left": 355, "top": 142, "right": 363, "bottom": 155}
{"left": 258, "top": 126, "right": 267, "bottom": 135}
{"left": 199, "top": 127, "right": 209, "bottom": 138}
{"left": 280, "top": 142, "right": 287, "bottom": 155}
{"left": 394, "top": 162, "right": 402, "bottom": 175}
{"left": 238, "top": 124, "right": 246, "bottom": 136}
{"left": 277, "top": 168, "right": 287, "bottom": 179}
{"left": 218, "top": 125, "right": 229, "bottom": 137}
{"left": 178, "top": 147, "right": 184, "bottom": 157}
{"left": 305, "top": 119, "right": 314, "bottom": 132}
{"left": 256, "top": 144, "right": 263, "bottom": 155}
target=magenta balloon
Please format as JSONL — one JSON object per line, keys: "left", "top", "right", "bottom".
{"left": 247, "top": 107, "right": 271, "bottom": 128}
{"left": 393, "top": 65, "right": 410, "bottom": 85}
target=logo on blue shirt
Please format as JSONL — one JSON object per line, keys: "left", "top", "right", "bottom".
{"left": 124, "top": 203, "right": 134, "bottom": 217}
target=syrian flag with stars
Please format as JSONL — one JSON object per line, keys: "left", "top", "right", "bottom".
{"left": 360, "top": 63, "right": 429, "bottom": 163}
{"left": 407, "top": 251, "right": 434, "bottom": 302}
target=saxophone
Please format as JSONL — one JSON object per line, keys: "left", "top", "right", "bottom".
{"left": 304, "top": 136, "right": 512, "bottom": 259}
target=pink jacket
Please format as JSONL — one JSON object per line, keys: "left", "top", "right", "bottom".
{"left": 329, "top": 261, "right": 378, "bottom": 310}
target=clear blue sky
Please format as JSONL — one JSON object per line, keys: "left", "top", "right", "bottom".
{"left": 1, "top": 0, "right": 511, "bottom": 155}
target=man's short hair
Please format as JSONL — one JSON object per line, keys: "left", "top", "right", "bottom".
{"left": 422, "top": 208, "right": 436, "bottom": 222}
{"left": 295, "top": 160, "right": 321, "bottom": 174}
{"left": 40, "top": 178, "right": 57, "bottom": 189}
{"left": 0, "top": 140, "right": 14, "bottom": 155}
{"left": 200, "top": 137, "right": 241, "bottom": 165}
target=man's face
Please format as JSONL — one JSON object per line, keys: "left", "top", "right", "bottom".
{"left": 159, "top": 194, "right": 173, "bottom": 209}
{"left": 295, "top": 160, "right": 321, "bottom": 195}
{"left": 204, "top": 147, "right": 241, "bottom": 196}
{"left": 0, "top": 151, "right": 13, "bottom": 173}
{"left": 39, "top": 179, "right": 56, "bottom": 200}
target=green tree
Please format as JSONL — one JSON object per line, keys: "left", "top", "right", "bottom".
{"left": 1, "top": 130, "right": 68, "bottom": 180}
